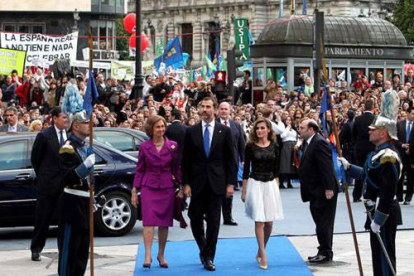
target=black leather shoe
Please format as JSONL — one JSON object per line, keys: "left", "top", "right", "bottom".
{"left": 353, "top": 199, "right": 362, "bottom": 203}
{"left": 204, "top": 259, "right": 216, "bottom": 271}
{"left": 308, "top": 254, "right": 332, "bottom": 263}
{"left": 403, "top": 201, "right": 411, "bottom": 205}
{"left": 223, "top": 219, "right": 238, "bottom": 226}
{"left": 31, "top": 252, "right": 41, "bottom": 262}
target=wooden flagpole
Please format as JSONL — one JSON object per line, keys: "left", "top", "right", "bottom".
{"left": 87, "top": 28, "right": 95, "bottom": 276}
{"left": 320, "top": 38, "right": 364, "bottom": 276}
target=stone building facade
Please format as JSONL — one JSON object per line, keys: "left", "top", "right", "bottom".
{"left": 129, "top": 0, "right": 396, "bottom": 67}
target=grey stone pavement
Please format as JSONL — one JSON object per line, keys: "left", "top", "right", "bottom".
{"left": 0, "top": 183, "right": 413, "bottom": 275}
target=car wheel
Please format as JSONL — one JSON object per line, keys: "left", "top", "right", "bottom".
{"left": 95, "top": 191, "right": 136, "bottom": 236}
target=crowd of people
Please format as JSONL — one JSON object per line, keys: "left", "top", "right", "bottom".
{"left": 1, "top": 65, "right": 413, "bottom": 275}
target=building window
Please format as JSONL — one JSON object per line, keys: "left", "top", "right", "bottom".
{"left": 91, "top": 20, "right": 115, "bottom": 50}
{"left": 267, "top": 67, "right": 288, "bottom": 87}
{"left": 253, "top": 67, "right": 265, "bottom": 87}
{"left": 2, "top": 23, "right": 45, "bottom": 34}
{"left": 181, "top": 23, "right": 193, "bottom": 59}
{"left": 294, "top": 67, "right": 311, "bottom": 87}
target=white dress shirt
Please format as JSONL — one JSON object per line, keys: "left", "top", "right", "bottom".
{"left": 54, "top": 125, "right": 68, "bottom": 145}
{"left": 8, "top": 124, "right": 17, "bottom": 132}
{"left": 202, "top": 120, "right": 215, "bottom": 148}
{"left": 220, "top": 118, "right": 230, "bottom": 127}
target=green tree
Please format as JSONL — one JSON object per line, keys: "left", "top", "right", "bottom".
{"left": 392, "top": 0, "right": 414, "bottom": 44}
{"left": 116, "top": 17, "right": 131, "bottom": 60}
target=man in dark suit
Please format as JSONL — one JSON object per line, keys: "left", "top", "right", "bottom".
{"left": 217, "top": 101, "right": 245, "bottom": 225}
{"left": 165, "top": 109, "right": 187, "bottom": 160}
{"left": 352, "top": 99, "right": 375, "bottom": 202}
{"left": 30, "top": 107, "right": 69, "bottom": 261}
{"left": 400, "top": 108, "right": 414, "bottom": 204}
{"left": 182, "top": 97, "right": 236, "bottom": 271}
{"left": 298, "top": 119, "right": 338, "bottom": 263}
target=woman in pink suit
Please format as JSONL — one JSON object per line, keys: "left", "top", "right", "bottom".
{"left": 131, "top": 115, "right": 182, "bottom": 269}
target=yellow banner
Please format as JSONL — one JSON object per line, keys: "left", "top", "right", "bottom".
{"left": 0, "top": 48, "right": 26, "bottom": 77}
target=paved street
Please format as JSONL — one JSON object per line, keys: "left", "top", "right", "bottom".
{"left": 0, "top": 183, "right": 413, "bottom": 275}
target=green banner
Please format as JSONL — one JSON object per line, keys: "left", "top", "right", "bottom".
{"left": 0, "top": 48, "right": 26, "bottom": 77}
{"left": 233, "top": 18, "right": 250, "bottom": 61}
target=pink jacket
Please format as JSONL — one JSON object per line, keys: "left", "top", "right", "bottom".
{"left": 133, "top": 138, "right": 181, "bottom": 189}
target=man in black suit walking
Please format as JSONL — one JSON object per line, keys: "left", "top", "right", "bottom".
{"left": 398, "top": 108, "right": 414, "bottom": 204}
{"left": 182, "top": 97, "right": 236, "bottom": 271}
{"left": 352, "top": 99, "right": 375, "bottom": 202}
{"left": 165, "top": 109, "right": 187, "bottom": 160}
{"left": 298, "top": 119, "right": 338, "bottom": 263}
{"left": 30, "top": 107, "right": 69, "bottom": 261}
{"left": 217, "top": 101, "right": 245, "bottom": 226}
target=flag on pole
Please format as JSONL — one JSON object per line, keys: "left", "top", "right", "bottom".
{"left": 83, "top": 70, "right": 99, "bottom": 119}
{"left": 247, "top": 29, "right": 255, "bottom": 45}
{"left": 205, "top": 55, "right": 216, "bottom": 74}
{"left": 302, "top": 0, "right": 307, "bottom": 15}
{"left": 319, "top": 86, "right": 332, "bottom": 137}
{"left": 155, "top": 37, "right": 165, "bottom": 57}
{"left": 279, "top": 0, "right": 284, "bottom": 18}
{"left": 154, "top": 36, "right": 183, "bottom": 69}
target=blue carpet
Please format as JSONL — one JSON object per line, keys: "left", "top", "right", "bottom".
{"left": 134, "top": 236, "right": 313, "bottom": 275}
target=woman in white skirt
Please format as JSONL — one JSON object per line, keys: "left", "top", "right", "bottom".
{"left": 241, "top": 118, "right": 284, "bottom": 270}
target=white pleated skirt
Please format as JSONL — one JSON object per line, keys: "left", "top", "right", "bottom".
{"left": 245, "top": 178, "right": 284, "bottom": 222}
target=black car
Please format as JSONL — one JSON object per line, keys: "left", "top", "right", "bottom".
{"left": 0, "top": 133, "right": 138, "bottom": 236}
{"left": 94, "top": 127, "right": 148, "bottom": 157}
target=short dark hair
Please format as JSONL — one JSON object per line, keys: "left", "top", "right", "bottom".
{"left": 307, "top": 120, "right": 320, "bottom": 133}
{"left": 244, "top": 70, "right": 251, "bottom": 77}
{"left": 365, "top": 99, "right": 374, "bottom": 111}
{"left": 201, "top": 97, "right": 218, "bottom": 109}
{"left": 51, "top": 107, "right": 63, "bottom": 125}
{"left": 171, "top": 109, "right": 181, "bottom": 120}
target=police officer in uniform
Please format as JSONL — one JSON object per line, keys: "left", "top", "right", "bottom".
{"left": 58, "top": 111, "right": 95, "bottom": 276}
{"left": 339, "top": 108, "right": 403, "bottom": 276}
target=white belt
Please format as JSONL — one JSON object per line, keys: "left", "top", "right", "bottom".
{"left": 64, "top": 188, "right": 90, "bottom": 198}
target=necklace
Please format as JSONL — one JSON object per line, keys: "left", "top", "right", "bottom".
{"left": 153, "top": 139, "right": 164, "bottom": 147}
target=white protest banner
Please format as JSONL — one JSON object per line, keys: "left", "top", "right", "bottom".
{"left": 0, "top": 32, "right": 78, "bottom": 66}
{"left": 71, "top": 60, "right": 111, "bottom": 70}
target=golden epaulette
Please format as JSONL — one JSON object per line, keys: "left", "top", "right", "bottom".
{"left": 379, "top": 148, "right": 399, "bottom": 164}
{"left": 59, "top": 141, "right": 75, "bottom": 154}
{"left": 371, "top": 148, "right": 400, "bottom": 165}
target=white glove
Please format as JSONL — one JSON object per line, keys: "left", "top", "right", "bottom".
{"left": 337, "top": 157, "right": 350, "bottom": 170}
{"left": 370, "top": 221, "right": 381, "bottom": 234}
{"left": 83, "top": 154, "right": 95, "bottom": 169}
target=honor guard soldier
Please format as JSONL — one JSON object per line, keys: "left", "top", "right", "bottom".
{"left": 58, "top": 111, "right": 95, "bottom": 276}
{"left": 339, "top": 91, "right": 402, "bottom": 276}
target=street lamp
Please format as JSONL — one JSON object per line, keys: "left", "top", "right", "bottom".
{"left": 223, "top": 21, "right": 231, "bottom": 41}
{"left": 132, "top": 0, "right": 144, "bottom": 100}
{"left": 73, "top": 9, "right": 80, "bottom": 32}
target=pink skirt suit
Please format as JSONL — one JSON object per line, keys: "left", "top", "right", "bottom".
{"left": 133, "top": 138, "right": 181, "bottom": 227}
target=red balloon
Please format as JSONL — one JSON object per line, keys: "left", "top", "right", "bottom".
{"left": 129, "top": 33, "right": 150, "bottom": 53}
{"left": 129, "top": 33, "right": 136, "bottom": 48}
{"left": 123, "top": 13, "right": 136, "bottom": 34}
{"left": 141, "top": 34, "right": 150, "bottom": 53}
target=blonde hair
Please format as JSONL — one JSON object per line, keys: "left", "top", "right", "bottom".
{"left": 29, "top": 120, "right": 42, "bottom": 132}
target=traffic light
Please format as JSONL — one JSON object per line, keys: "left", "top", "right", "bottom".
{"left": 227, "top": 48, "right": 245, "bottom": 99}
{"left": 214, "top": 71, "right": 226, "bottom": 92}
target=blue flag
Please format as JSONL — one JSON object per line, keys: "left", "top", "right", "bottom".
{"left": 319, "top": 86, "right": 332, "bottom": 137}
{"left": 302, "top": 0, "right": 307, "bottom": 14}
{"left": 154, "top": 36, "right": 183, "bottom": 70}
{"left": 330, "top": 143, "right": 346, "bottom": 183}
{"left": 83, "top": 70, "right": 99, "bottom": 119}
